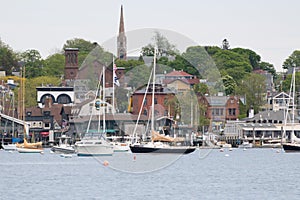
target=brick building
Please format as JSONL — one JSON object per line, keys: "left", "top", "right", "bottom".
{"left": 131, "top": 84, "right": 176, "bottom": 118}
{"left": 198, "top": 94, "right": 240, "bottom": 132}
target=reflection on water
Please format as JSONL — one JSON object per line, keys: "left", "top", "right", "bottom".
{"left": 0, "top": 148, "right": 299, "bottom": 200}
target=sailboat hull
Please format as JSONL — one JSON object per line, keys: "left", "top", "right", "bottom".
{"left": 2, "top": 144, "right": 17, "bottom": 151}
{"left": 130, "top": 145, "right": 196, "bottom": 154}
{"left": 282, "top": 143, "right": 300, "bottom": 152}
{"left": 17, "top": 147, "right": 43, "bottom": 153}
{"left": 75, "top": 142, "right": 114, "bottom": 156}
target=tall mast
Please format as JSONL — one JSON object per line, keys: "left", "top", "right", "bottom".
{"left": 112, "top": 58, "right": 115, "bottom": 114}
{"left": 103, "top": 65, "right": 106, "bottom": 134}
{"left": 151, "top": 48, "right": 157, "bottom": 131}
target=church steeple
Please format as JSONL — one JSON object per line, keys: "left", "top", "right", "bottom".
{"left": 117, "top": 5, "right": 127, "bottom": 60}
{"left": 119, "top": 5, "right": 125, "bottom": 34}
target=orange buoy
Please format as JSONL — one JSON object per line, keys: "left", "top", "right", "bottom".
{"left": 103, "top": 160, "right": 109, "bottom": 166}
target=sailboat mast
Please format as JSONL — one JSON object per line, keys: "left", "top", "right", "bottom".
{"left": 292, "top": 66, "right": 295, "bottom": 126}
{"left": 112, "top": 58, "right": 115, "bottom": 114}
{"left": 151, "top": 48, "right": 157, "bottom": 132}
{"left": 103, "top": 65, "right": 106, "bottom": 134}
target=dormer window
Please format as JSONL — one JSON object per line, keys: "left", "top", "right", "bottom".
{"left": 44, "top": 111, "right": 50, "bottom": 116}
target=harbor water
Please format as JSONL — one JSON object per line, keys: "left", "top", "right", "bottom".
{"left": 0, "top": 148, "right": 299, "bottom": 200}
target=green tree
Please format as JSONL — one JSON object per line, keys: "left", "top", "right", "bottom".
{"left": 231, "top": 48, "right": 261, "bottom": 69}
{"left": 222, "top": 75, "right": 237, "bottom": 95}
{"left": 43, "top": 53, "right": 65, "bottom": 78}
{"left": 126, "top": 64, "right": 151, "bottom": 88}
{"left": 0, "top": 39, "right": 19, "bottom": 75}
{"left": 21, "top": 49, "right": 44, "bottom": 78}
{"left": 141, "top": 31, "right": 179, "bottom": 56}
{"left": 115, "top": 59, "right": 144, "bottom": 72}
{"left": 281, "top": 72, "right": 300, "bottom": 92}
{"left": 259, "top": 61, "right": 276, "bottom": 78}
{"left": 63, "top": 38, "right": 104, "bottom": 66}
{"left": 283, "top": 50, "right": 300, "bottom": 70}
{"left": 182, "top": 46, "right": 216, "bottom": 79}
{"left": 193, "top": 83, "right": 209, "bottom": 95}
{"left": 25, "top": 76, "right": 61, "bottom": 107}
{"left": 236, "top": 73, "right": 266, "bottom": 113}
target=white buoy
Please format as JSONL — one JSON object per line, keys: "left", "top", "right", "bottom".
{"left": 225, "top": 154, "right": 229, "bottom": 157}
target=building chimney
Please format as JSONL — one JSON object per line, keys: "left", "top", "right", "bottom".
{"left": 64, "top": 48, "right": 79, "bottom": 81}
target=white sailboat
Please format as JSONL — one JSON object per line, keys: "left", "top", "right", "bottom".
{"left": 129, "top": 48, "right": 196, "bottom": 154}
{"left": 282, "top": 66, "right": 300, "bottom": 152}
{"left": 75, "top": 66, "right": 114, "bottom": 156}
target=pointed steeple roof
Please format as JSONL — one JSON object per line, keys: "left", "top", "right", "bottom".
{"left": 119, "top": 5, "right": 125, "bottom": 34}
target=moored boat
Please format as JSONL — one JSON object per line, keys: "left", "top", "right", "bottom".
{"left": 51, "top": 135, "right": 75, "bottom": 154}
{"left": 74, "top": 66, "right": 114, "bottom": 157}
{"left": 75, "top": 138, "right": 113, "bottom": 156}
{"left": 16, "top": 138, "right": 44, "bottom": 153}
{"left": 130, "top": 142, "right": 196, "bottom": 154}
{"left": 282, "top": 143, "right": 300, "bottom": 152}
{"left": 129, "top": 48, "right": 195, "bottom": 155}
{"left": 17, "top": 147, "right": 43, "bottom": 153}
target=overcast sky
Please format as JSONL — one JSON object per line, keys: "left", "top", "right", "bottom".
{"left": 1, "top": 0, "right": 299, "bottom": 71}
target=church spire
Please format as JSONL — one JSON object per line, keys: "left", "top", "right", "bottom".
{"left": 119, "top": 5, "right": 125, "bottom": 34}
{"left": 117, "top": 5, "right": 127, "bottom": 60}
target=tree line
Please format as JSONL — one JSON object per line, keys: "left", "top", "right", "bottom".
{"left": 0, "top": 36, "right": 300, "bottom": 116}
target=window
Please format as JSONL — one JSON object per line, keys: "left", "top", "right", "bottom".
{"left": 143, "top": 110, "right": 147, "bottom": 116}
{"left": 154, "top": 98, "right": 158, "bottom": 104}
{"left": 44, "top": 123, "right": 50, "bottom": 129}
{"left": 144, "top": 99, "right": 147, "bottom": 106}
{"left": 57, "top": 95, "right": 71, "bottom": 104}
{"left": 44, "top": 111, "right": 50, "bottom": 116}
{"left": 228, "top": 108, "right": 236, "bottom": 116}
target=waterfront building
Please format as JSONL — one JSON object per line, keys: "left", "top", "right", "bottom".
{"left": 198, "top": 94, "right": 240, "bottom": 133}
{"left": 224, "top": 109, "right": 300, "bottom": 147}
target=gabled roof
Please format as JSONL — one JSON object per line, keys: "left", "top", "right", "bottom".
{"left": 26, "top": 104, "right": 64, "bottom": 125}
{"left": 163, "top": 78, "right": 199, "bottom": 85}
{"left": 273, "top": 91, "right": 292, "bottom": 99}
{"left": 206, "top": 96, "right": 229, "bottom": 106}
{"left": 165, "top": 70, "right": 193, "bottom": 77}
{"left": 243, "top": 110, "right": 286, "bottom": 122}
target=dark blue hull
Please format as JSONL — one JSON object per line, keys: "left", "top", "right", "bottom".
{"left": 282, "top": 143, "right": 300, "bottom": 152}
{"left": 130, "top": 146, "right": 196, "bottom": 154}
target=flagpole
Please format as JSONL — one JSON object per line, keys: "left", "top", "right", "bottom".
{"left": 112, "top": 58, "right": 115, "bottom": 114}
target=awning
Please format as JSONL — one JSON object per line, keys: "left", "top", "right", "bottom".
{"left": 40, "top": 132, "right": 49, "bottom": 137}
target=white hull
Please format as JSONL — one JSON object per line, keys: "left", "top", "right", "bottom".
{"left": 261, "top": 143, "right": 281, "bottom": 148}
{"left": 51, "top": 145, "right": 75, "bottom": 154}
{"left": 17, "top": 147, "right": 43, "bottom": 153}
{"left": 238, "top": 141, "right": 253, "bottom": 148}
{"left": 2, "top": 144, "right": 17, "bottom": 151}
{"left": 75, "top": 139, "right": 113, "bottom": 156}
{"left": 111, "top": 142, "right": 130, "bottom": 152}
